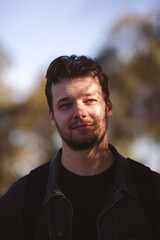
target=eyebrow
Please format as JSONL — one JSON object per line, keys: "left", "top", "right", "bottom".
{"left": 57, "top": 97, "right": 70, "bottom": 106}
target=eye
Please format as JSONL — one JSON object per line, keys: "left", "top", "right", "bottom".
{"left": 85, "top": 99, "right": 97, "bottom": 104}
{"left": 59, "top": 103, "right": 72, "bottom": 110}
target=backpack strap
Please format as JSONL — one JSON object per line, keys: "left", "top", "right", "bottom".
{"left": 23, "top": 161, "right": 50, "bottom": 234}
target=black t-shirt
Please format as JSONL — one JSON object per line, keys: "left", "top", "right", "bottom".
{"left": 59, "top": 162, "right": 116, "bottom": 240}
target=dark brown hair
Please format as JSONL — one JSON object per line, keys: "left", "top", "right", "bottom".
{"left": 45, "top": 55, "right": 109, "bottom": 110}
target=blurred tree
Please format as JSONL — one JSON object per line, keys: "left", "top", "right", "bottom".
{"left": 0, "top": 44, "right": 18, "bottom": 194}
{"left": 0, "top": 76, "right": 59, "bottom": 196}
{"left": 98, "top": 13, "right": 160, "bottom": 155}
{"left": 0, "top": 44, "right": 13, "bottom": 107}
{"left": 0, "top": 46, "right": 58, "bottom": 196}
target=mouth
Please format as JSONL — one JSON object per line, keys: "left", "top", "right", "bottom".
{"left": 72, "top": 124, "right": 93, "bottom": 130}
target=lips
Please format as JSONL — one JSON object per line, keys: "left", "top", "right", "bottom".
{"left": 72, "top": 124, "right": 92, "bottom": 130}
{"left": 70, "top": 121, "right": 93, "bottom": 130}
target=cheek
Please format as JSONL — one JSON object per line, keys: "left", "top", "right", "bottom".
{"left": 91, "top": 105, "right": 106, "bottom": 120}
{"left": 54, "top": 112, "right": 71, "bottom": 126}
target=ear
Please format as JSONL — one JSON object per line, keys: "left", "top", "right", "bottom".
{"left": 49, "top": 109, "right": 56, "bottom": 126}
{"left": 106, "top": 98, "right": 113, "bottom": 118}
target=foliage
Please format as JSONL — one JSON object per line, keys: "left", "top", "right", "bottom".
{"left": 0, "top": 75, "right": 59, "bottom": 196}
{"left": 98, "top": 14, "right": 160, "bottom": 153}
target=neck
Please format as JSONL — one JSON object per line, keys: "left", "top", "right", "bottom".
{"left": 61, "top": 137, "right": 115, "bottom": 176}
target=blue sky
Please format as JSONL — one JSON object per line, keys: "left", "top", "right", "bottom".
{"left": 1, "top": 0, "right": 158, "bottom": 101}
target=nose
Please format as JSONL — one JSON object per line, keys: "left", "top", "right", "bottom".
{"left": 73, "top": 102, "right": 87, "bottom": 119}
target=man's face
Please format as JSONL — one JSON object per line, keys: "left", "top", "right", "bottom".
{"left": 49, "top": 76, "right": 112, "bottom": 150}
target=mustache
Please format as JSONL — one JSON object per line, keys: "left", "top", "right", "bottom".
{"left": 69, "top": 119, "right": 95, "bottom": 129}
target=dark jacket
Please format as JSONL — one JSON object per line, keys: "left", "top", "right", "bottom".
{"left": 0, "top": 145, "right": 160, "bottom": 240}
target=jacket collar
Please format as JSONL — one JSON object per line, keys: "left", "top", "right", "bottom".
{"left": 109, "top": 144, "right": 138, "bottom": 198}
{"left": 43, "top": 149, "right": 62, "bottom": 204}
{"left": 43, "top": 144, "right": 138, "bottom": 205}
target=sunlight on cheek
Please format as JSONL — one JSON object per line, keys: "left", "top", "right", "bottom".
{"left": 91, "top": 105, "right": 106, "bottom": 119}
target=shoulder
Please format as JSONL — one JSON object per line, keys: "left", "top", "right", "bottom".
{"left": 0, "top": 161, "right": 50, "bottom": 228}
{"left": 110, "top": 143, "right": 160, "bottom": 187}
{"left": 128, "top": 158, "right": 160, "bottom": 178}
{"left": 2, "top": 161, "right": 50, "bottom": 203}
{"left": 0, "top": 175, "right": 28, "bottom": 212}
{"left": 0, "top": 174, "right": 29, "bottom": 236}
{"left": 127, "top": 158, "right": 160, "bottom": 197}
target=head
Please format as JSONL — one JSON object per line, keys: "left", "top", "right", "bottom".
{"left": 45, "top": 55, "right": 112, "bottom": 151}
{"left": 45, "top": 55, "right": 110, "bottom": 113}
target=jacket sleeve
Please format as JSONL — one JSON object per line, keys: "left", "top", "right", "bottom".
{"left": 153, "top": 171, "right": 160, "bottom": 239}
{"left": 0, "top": 195, "right": 11, "bottom": 239}
{"left": 0, "top": 176, "right": 28, "bottom": 239}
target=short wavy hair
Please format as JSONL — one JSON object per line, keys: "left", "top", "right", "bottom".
{"left": 45, "top": 55, "right": 109, "bottom": 111}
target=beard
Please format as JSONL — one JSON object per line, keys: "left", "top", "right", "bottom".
{"left": 54, "top": 117, "right": 108, "bottom": 151}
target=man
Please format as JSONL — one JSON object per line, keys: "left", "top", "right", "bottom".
{"left": 0, "top": 55, "right": 160, "bottom": 240}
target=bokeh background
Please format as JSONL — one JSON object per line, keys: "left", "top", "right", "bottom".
{"left": 0, "top": 0, "right": 160, "bottom": 196}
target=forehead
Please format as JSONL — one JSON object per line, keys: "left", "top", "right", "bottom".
{"left": 51, "top": 76, "right": 103, "bottom": 102}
